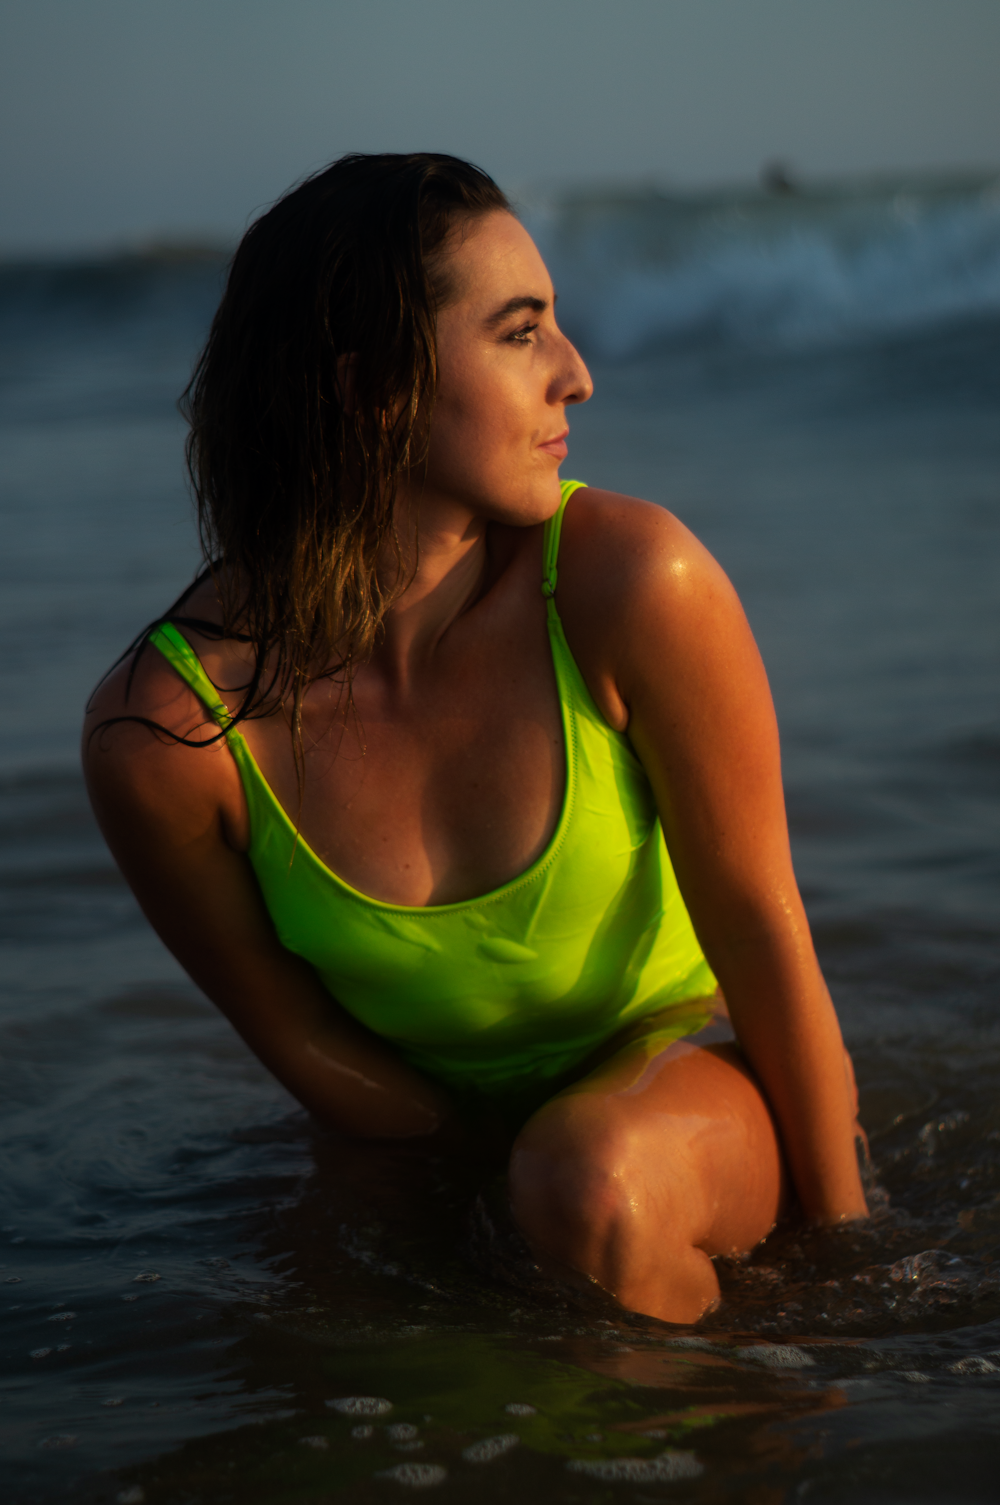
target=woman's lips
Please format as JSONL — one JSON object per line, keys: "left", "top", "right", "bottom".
{"left": 537, "top": 431, "right": 569, "bottom": 460}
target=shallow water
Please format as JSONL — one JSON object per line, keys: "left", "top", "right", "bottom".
{"left": 2, "top": 212, "right": 1000, "bottom": 1502}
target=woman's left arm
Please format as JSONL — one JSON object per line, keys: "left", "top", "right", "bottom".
{"left": 563, "top": 493, "right": 868, "bottom": 1224}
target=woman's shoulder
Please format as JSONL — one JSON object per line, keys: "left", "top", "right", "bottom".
{"left": 84, "top": 576, "right": 229, "bottom": 738}
{"left": 82, "top": 578, "right": 248, "bottom": 841}
{"left": 556, "top": 487, "right": 751, "bottom": 729}
{"left": 561, "top": 486, "right": 722, "bottom": 595}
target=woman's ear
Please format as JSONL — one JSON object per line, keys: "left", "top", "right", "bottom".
{"left": 335, "top": 353, "right": 358, "bottom": 414}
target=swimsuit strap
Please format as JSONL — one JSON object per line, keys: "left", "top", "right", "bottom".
{"left": 542, "top": 478, "right": 587, "bottom": 599}
{"left": 148, "top": 621, "right": 235, "bottom": 730}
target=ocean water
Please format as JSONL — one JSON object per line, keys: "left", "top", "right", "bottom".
{"left": 1, "top": 174, "right": 999, "bottom": 1503}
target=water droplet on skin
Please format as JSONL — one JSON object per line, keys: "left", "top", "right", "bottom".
{"left": 375, "top": 1463, "right": 447, "bottom": 1487}
{"left": 504, "top": 1403, "right": 536, "bottom": 1416}
{"left": 462, "top": 1435, "right": 520, "bottom": 1463}
{"left": 328, "top": 1396, "right": 393, "bottom": 1416}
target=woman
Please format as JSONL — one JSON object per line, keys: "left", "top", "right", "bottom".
{"left": 84, "top": 153, "right": 868, "bottom": 1325}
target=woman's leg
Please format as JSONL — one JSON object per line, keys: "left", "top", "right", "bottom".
{"left": 506, "top": 1011, "right": 787, "bottom": 1324}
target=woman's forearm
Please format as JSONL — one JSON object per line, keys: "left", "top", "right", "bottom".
{"left": 229, "top": 989, "right": 457, "bottom": 1141}
{"left": 716, "top": 942, "right": 868, "bottom": 1223}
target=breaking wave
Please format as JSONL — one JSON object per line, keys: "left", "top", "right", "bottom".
{"left": 522, "top": 171, "right": 1000, "bottom": 357}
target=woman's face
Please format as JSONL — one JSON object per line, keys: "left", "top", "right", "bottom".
{"left": 420, "top": 211, "right": 593, "bottom": 527}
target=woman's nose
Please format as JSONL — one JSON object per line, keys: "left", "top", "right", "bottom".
{"left": 556, "top": 337, "right": 593, "bottom": 408}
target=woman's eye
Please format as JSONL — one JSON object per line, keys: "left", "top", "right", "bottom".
{"left": 508, "top": 322, "right": 539, "bottom": 344}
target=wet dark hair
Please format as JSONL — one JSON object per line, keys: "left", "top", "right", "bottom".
{"left": 98, "top": 152, "right": 511, "bottom": 762}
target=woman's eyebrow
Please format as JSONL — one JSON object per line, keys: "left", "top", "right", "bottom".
{"left": 483, "top": 294, "right": 548, "bottom": 328}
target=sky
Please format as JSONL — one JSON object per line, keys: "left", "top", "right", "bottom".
{"left": 2, "top": 0, "right": 999, "bottom": 253}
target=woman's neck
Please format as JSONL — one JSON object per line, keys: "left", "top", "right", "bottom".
{"left": 373, "top": 490, "right": 500, "bottom": 688}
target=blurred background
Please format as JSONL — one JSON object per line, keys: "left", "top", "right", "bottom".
{"left": 2, "top": 4, "right": 999, "bottom": 1502}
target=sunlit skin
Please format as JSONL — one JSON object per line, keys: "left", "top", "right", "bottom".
{"left": 83, "top": 211, "right": 867, "bottom": 1324}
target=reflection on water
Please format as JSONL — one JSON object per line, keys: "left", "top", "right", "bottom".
{"left": 1, "top": 182, "right": 1000, "bottom": 1500}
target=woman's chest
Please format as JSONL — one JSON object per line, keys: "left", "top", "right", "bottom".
{"left": 238, "top": 620, "right": 566, "bottom": 907}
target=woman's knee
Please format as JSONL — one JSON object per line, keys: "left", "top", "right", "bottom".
{"left": 507, "top": 1095, "right": 647, "bottom": 1253}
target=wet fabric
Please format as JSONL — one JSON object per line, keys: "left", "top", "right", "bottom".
{"left": 150, "top": 479, "right": 715, "bottom": 1109}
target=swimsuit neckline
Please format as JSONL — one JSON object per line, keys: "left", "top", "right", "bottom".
{"left": 150, "top": 480, "right": 588, "bottom": 916}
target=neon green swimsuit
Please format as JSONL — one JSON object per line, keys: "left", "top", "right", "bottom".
{"left": 150, "top": 481, "right": 716, "bottom": 1117}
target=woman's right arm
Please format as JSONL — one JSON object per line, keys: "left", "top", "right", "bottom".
{"left": 82, "top": 654, "right": 456, "bottom": 1141}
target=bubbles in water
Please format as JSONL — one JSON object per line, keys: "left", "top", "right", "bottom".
{"left": 387, "top": 1423, "right": 419, "bottom": 1442}
{"left": 47, "top": 1311, "right": 76, "bottom": 1322}
{"left": 4, "top": 1276, "right": 22, "bottom": 1283}
{"left": 117, "top": 1490, "right": 145, "bottom": 1504}
{"left": 39, "top": 1434, "right": 79, "bottom": 1449}
{"left": 917, "top": 1112, "right": 970, "bottom": 1156}
{"left": 299, "top": 1435, "right": 329, "bottom": 1449}
{"left": 461, "top": 1434, "right": 520, "bottom": 1463}
{"left": 30, "top": 1347, "right": 52, "bottom": 1359}
{"left": 735, "top": 1343, "right": 816, "bottom": 1368}
{"left": 132, "top": 1272, "right": 160, "bottom": 1283}
{"left": 898, "top": 1371, "right": 932, "bottom": 1383}
{"left": 567, "top": 1451, "right": 703, "bottom": 1482}
{"left": 121, "top": 1294, "right": 138, "bottom": 1302}
{"left": 328, "top": 1396, "right": 393, "bottom": 1416}
{"left": 351, "top": 1425, "right": 374, "bottom": 1439}
{"left": 886, "top": 1250, "right": 994, "bottom": 1310}
{"left": 504, "top": 1402, "right": 536, "bottom": 1416}
{"left": 946, "top": 1356, "right": 998, "bottom": 1375}
{"left": 376, "top": 1463, "right": 447, "bottom": 1487}
{"left": 102, "top": 1397, "right": 125, "bottom": 1407}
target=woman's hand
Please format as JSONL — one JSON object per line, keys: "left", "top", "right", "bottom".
{"left": 557, "top": 490, "right": 869, "bottom": 1225}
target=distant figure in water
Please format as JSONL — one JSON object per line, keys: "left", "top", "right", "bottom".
{"left": 84, "top": 153, "right": 867, "bottom": 1324}
{"left": 762, "top": 160, "right": 798, "bottom": 195}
